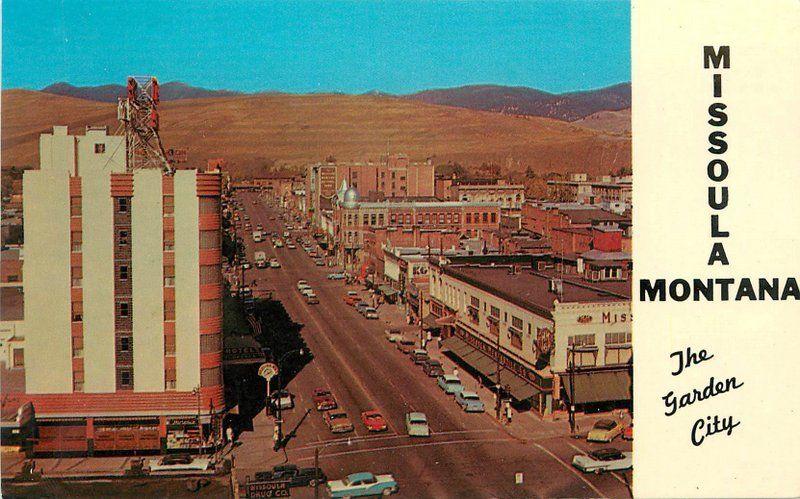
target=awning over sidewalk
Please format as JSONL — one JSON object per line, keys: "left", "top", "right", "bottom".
{"left": 378, "top": 285, "right": 398, "bottom": 297}
{"left": 562, "top": 370, "right": 632, "bottom": 405}
{"left": 440, "top": 337, "right": 540, "bottom": 402}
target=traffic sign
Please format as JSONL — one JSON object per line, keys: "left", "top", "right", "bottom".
{"left": 258, "top": 362, "right": 279, "bottom": 381}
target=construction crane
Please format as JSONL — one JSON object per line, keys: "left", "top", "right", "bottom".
{"left": 117, "top": 76, "right": 181, "bottom": 174}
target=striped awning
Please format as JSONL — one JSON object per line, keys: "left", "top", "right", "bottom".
{"left": 562, "top": 370, "right": 632, "bottom": 405}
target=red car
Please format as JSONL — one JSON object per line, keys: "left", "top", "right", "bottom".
{"left": 622, "top": 421, "right": 633, "bottom": 441}
{"left": 360, "top": 410, "right": 388, "bottom": 432}
{"left": 312, "top": 388, "right": 338, "bottom": 411}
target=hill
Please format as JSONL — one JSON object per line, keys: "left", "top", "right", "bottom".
{"left": 405, "top": 83, "right": 630, "bottom": 121}
{"left": 1, "top": 90, "right": 630, "bottom": 178}
{"left": 41, "top": 81, "right": 242, "bottom": 102}
{"left": 573, "top": 108, "right": 631, "bottom": 135}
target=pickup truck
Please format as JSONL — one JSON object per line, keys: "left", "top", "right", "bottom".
{"left": 254, "top": 463, "right": 327, "bottom": 488}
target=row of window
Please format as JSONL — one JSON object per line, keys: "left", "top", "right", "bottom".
{"left": 465, "top": 212, "right": 497, "bottom": 224}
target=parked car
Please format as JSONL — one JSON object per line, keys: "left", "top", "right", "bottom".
{"left": 455, "top": 391, "right": 485, "bottom": 413}
{"left": 327, "top": 472, "right": 398, "bottom": 498}
{"left": 287, "top": 243, "right": 296, "bottom": 249}
{"left": 355, "top": 302, "right": 370, "bottom": 314}
{"left": 314, "top": 259, "right": 325, "bottom": 266}
{"left": 437, "top": 374, "right": 464, "bottom": 395}
{"left": 296, "top": 280, "right": 308, "bottom": 290}
{"left": 312, "top": 388, "right": 338, "bottom": 411}
{"left": 405, "top": 412, "right": 430, "bottom": 437}
{"left": 344, "top": 295, "right": 361, "bottom": 306}
{"left": 324, "top": 410, "right": 355, "bottom": 434}
{"left": 622, "top": 421, "right": 633, "bottom": 441}
{"left": 572, "top": 448, "right": 632, "bottom": 474}
{"left": 396, "top": 337, "right": 416, "bottom": 354}
{"left": 422, "top": 359, "right": 444, "bottom": 377}
{"left": 347, "top": 291, "right": 359, "bottom": 297}
{"left": 301, "top": 287, "right": 315, "bottom": 298}
{"left": 306, "top": 293, "right": 319, "bottom": 304}
{"left": 254, "top": 463, "right": 327, "bottom": 488}
{"left": 360, "top": 410, "right": 388, "bottom": 432}
{"left": 363, "top": 307, "right": 379, "bottom": 319}
{"left": 587, "top": 419, "right": 625, "bottom": 443}
{"left": 410, "top": 349, "right": 429, "bottom": 364}
{"left": 270, "top": 390, "right": 295, "bottom": 411}
{"left": 384, "top": 328, "right": 403, "bottom": 343}
{"left": 327, "top": 272, "right": 347, "bottom": 280}
{"left": 269, "top": 258, "right": 281, "bottom": 268}
{"left": 149, "top": 454, "right": 210, "bottom": 472}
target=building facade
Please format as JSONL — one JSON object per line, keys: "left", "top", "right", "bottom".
{"left": 11, "top": 126, "right": 224, "bottom": 455}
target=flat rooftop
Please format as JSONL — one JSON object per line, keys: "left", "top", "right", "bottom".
{"left": 443, "top": 264, "right": 630, "bottom": 318}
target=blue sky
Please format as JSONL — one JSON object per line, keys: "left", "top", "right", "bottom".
{"left": 2, "top": 0, "right": 630, "bottom": 94}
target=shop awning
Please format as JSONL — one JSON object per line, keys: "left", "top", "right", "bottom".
{"left": 423, "top": 314, "right": 442, "bottom": 331}
{"left": 562, "top": 370, "right": 632, "bottom": 405}
{"left": 441, "top": 337, "right": 540, "bottom": 401}
{"left": 378, "top": 285, "right": 398, "bottom": 296}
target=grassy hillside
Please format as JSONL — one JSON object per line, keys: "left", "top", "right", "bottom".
{"left": 2, "top": 90, "right": 630, "bottom": 177}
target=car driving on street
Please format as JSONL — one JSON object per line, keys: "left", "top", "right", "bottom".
{"left": 405, "top": 412, "right": 430, "bottom": 437}
{"left": 572, "top": 448, "right": 632, "bottom": 474}
{"left": 255, "top": 464, "right": 327, "bottom": 488}
{"left": 312, "top": 388, "right": 338, "bottom": 411}
{"left": 324, "top": 410, "right": 355, "bottom": 434}
{"left": 437, "top": 374, "right": 464, "bottom": 395}
{"left": 360, "top": 410, "right": 388, "bottom": 432}
{"left": 327, "top": 472, "right": 398, "bottom": 498}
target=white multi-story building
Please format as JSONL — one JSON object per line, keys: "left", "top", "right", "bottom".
{"left": 11, "top": 126, "right": 225, "bottom": 455}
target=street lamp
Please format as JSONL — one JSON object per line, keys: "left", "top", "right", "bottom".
{"left": 265, "top": 348, "right": 306, "bottom": 446}
{"left": 191, "top": 385, "right": 202, "bottom": 455}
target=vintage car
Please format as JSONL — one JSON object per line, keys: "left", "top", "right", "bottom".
{"left": 572, "top": 448, "right": 632, "bottom": 474}
{"left": 422, "top": 359, "right": 444, "bottom": 377}
{"left": 455, "top": 391, "right": 485, "bottom": 413}
{"left": 360, "top": 410, "right": 388, "bottom": 432}
{"left": 405, "top": 412, "right": 430, "bottom": 437}
{"left": 587, "top": 419, "right": 625, "bottom": 443}
{"left": 254, "top": 463, "right": 327, "bottom": 488}
{"left": 312, "top": 388, "right": 338, "bottom": 411}
{"left": 327, "top": 472, "right": 398, "bottom": 497}
{"left": 437, "top": 374, "right": 464, "bottom": 395}
{"left": 324, "top": 410, "right": 355, "bottom": 434}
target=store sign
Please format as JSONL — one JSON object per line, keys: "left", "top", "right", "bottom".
{"left": 577, "top": 315, "right": 593, "bottom": 324}
{"left": 167, "top": 417, "right": 198, "bottom": 426}
{"left": 246, "top": 480, "right": 291, "bottom": 498}
{"left": 258, "top": 362, "right": 279, "bottom": 381}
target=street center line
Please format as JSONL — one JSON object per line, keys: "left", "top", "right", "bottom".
{"left": 533, "top": 443, "right": 606, "bottom": 498}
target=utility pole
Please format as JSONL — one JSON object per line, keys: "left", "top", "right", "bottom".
{"left": 314, "top": 446, "right": 320, "bottom": 499}
{"left": 568, "top": 347, "right": 576, "bottom": 435}
{"left": 495, "top": 333, "right": 503, "bottom": 421}
{"left": 192, "top": 386, "right": 203, "bottom": 455}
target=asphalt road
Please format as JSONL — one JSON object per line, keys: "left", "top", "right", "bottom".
{"left": 228, "top": 191, "right": 632, "bottom": 499}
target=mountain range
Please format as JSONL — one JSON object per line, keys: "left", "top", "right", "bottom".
{"left": 39, "top": 82, "right": 630, "bottom": 122}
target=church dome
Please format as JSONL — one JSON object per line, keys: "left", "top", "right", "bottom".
{"left": 343, "top": 186, "right": 359, "bottom": 206}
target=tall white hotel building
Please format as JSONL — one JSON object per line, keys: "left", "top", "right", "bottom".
{"left": 13, "top": 125, "right": 225, "bottom": 454}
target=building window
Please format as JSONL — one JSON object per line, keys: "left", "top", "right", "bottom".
{"left": 118, "top": 230, "right": 129, "bottom": 246}
{"left": 70, "top": 196, "right": 82, "bottom": 216}
{"left": 200, "top": 367, "right": 222, "bottom": 387}
{"left": 164, "top": 300, "right": 176, "bottom": 321}
{"left": 164, "top": 265, "right": 176, "bottom": 286}
{"left": 94, "top": 143, "right": 106, "bottom": 154}
{"left": 117, "top": 368, "right": 133, "bottom": 389}
{"left": 119, "top": 265, "right": 129, "bottom": 281}
{"left": 378, "top": 214, "right": 384, "bottom": 226}
{"left": 482, "top": 212, "right": 488, "bottom": 223}
{"left": 466, "top": 213, "right": 472, "bottom": 224}
{"left": 200, "top": 333, "right": 222, "bottom": 353}
{"left": 163, "top": 195, "right": 174, "bottom": 215}
{"left": 72, "top": 265, "right": 83, "bottom": 287}
{"left": 118, "top": 198, "right": 129, "bottom": 213}
{"left": 73, "top": 370, "right": 84, "bottom": 392}
{"left": 165, "top": 368, "right": 177, "bottom": 390}
{"left": 200, "top": 229, "right": 221, "bottom": 249}
{"left": 12, "top": 348, "right": 24, "bottom": 368}
{"left": 163, "top": 231, "right": 174, "bottom": 251}
{"left": 71, "top": 301, "right": 83, "bottom": 322}
{"left": 199, "top": 264, "right": 220, "bottom": 285}
{"left": 72, "top": 336, "right": 83, "bottom": 358}
{"left": 200, "top": 299, "right": 222, "bottom": 319}
{"left": 164, "top": 334, "right": 176, "bottom": 355}
{"left": 119, "top": 336, "right": 132, "bottom": 353}
{"left": 490, "top": 212, "right": 497, "bottom": 223}
{"left": 454, "top": 213, "right": 460, "bottom": 223}
{"left": 568, "top": 334, "right": 598, "bottom": 367}
{"left": 71, "top": 231, "right": 82, "bottom": 252}
{"left": 117, "top": 301, "right": 129, "bottom": 318}
{"left": 511, "top": 316, "right": 523, "bottom": 330}
{"left": 199, "top": 197, "right": 220, "bottom": 214}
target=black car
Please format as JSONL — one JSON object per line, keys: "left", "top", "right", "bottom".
{"left": 255, "top": 464, "right": 327, "bottom": 487}
{"left": 423, "top": 359, "right": 444, "bottom": 377}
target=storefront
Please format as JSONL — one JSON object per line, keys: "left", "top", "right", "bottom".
{"left": 93, "top": 417, "right": 160, "bottom": 453}
{"left": 165, "top": 415, "right": 221, "bottom": 453}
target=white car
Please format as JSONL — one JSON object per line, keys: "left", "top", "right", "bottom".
{"left": 572, "top": 448, "right": 632, "bottom": 474}
{"left": 149, "top": 454, "right": 210, "bottom": 472}
{"left": 270, "top": 259, "right": 281, "bottom": 268}
{"left": 301, "top": 287, "right": 314, "bottom": 297}
{"left": 364, "top": 307, "right": 379, "bottom": 320}
{"left": 296, "top": 280, "right": 308, "bottom": 291}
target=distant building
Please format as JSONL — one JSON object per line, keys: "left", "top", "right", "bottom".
{"left": 546, "top": 173, "right": 632, "bottom": 212}
{"left": 6, "top": 126, "right": 225, "bottom": 455}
